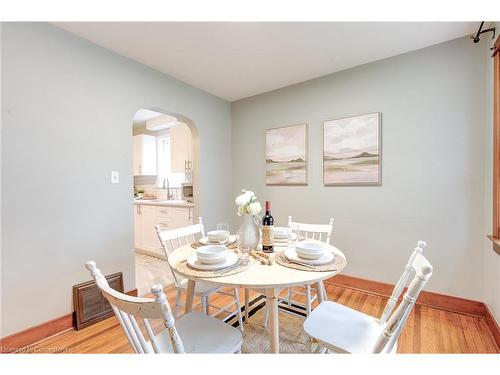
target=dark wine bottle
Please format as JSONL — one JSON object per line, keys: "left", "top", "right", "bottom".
{"left": 262, "top": 201, "right": 274, "bottom": 253}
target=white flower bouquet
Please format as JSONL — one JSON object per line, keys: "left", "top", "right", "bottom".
{"left": 235, "top": 190, "right": 262, "bottom": 216}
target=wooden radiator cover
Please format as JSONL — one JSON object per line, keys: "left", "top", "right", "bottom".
{"left": 72, "top": 272, "right": 124, "bottom": 330}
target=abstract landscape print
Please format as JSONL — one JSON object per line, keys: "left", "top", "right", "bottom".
{"left": 266, "top": 124, "right": 308, "bottom": 185}
{"left": 323, "top": 113, "right": 381, "bottom": 185}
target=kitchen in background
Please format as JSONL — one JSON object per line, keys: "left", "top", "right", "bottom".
{"left": 132, "top": 109, "right": 195, "bottom": 295}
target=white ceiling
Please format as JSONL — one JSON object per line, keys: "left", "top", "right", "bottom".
{"left": 54, "top": 22, "right": 479, "bottom": 101}
{"left": 133, "top": 109, "right": 166, "bottom": 123}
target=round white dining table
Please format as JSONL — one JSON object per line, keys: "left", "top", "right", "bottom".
{"left": 167, "top": 243, "right": 346, "bottom": 353}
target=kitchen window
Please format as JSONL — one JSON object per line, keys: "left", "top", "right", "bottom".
{"left": 157, "top": 134, "right": 171, "bottom": 185}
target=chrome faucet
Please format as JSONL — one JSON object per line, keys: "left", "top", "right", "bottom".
{"left": 163, "top": 177, "right": 173, "bottom": 200}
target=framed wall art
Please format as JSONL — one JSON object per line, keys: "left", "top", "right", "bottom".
{"left": 323, "top": 112, "right": 381, "bottom": 186}
{"left": 266, "top": 124, "right": 308, "bottom": 186}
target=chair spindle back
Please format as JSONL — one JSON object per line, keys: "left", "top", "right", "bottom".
{"left": 288, "top": 216, "right": 334, "bottom": 244}
{"left": 155, "top": 218, "right": 205, "bottom": 286}
{"left": 373, "top": 241, "right": 433, "bottom": 353}
{"left": 85, "top": 261, "right": 185, "bottom": 354}
{"left": 379, "top": 241, "right": 427, "bottom": 324}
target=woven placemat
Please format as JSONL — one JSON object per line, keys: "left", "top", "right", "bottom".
{"left": 274, "top": 251, "right": 346, "bottom": 272}
{"left": 175, "top": 258, "right": 250, "bottom": 278}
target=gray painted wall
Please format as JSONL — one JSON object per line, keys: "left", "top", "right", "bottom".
{"left": 232, "top": 36, "right": 489, "bottom": 300}
{"left": 1, "top": 23, "right": 232, "bottom": 336}
{"left": 483, "top": 22, "right": 500, "bottom": 322}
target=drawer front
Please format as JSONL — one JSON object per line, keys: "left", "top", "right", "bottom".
{"left": 157, "top": 219, "right": 172, "bottom": 230}
{"left": 157, "top": 206, "right": 171, "bottom": 218}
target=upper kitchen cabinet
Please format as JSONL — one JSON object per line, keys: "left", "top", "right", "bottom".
{"left": 170, "top": 123, "right": 193, "bottom": 173}
{"left": 133, "top": 134, "right": 157, "bottom": 176}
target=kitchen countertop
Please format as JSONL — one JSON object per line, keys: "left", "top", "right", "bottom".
{"left": 133, "top": 199, "right": 194, "bottom": 208}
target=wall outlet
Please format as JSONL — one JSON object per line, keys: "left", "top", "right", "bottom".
{"left": 111, "top": 171, "right": 120, "bottom": 184}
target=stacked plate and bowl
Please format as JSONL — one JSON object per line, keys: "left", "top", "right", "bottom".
{"left": 284, "top": 239, "right": 335, "bottom": 265}
{"left": 198, "top": 230, "right": 238, "bottom": 246}
{"left": 187, "top": 245, "right": 238, "bottom": 271}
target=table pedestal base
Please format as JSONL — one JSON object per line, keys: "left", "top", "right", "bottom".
{"left": 266, "top": 288, "right": 280, "bottom": 353}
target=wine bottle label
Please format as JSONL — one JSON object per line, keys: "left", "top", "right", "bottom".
{"left": 262, "top": 226, "right": 274, "bottom": 247}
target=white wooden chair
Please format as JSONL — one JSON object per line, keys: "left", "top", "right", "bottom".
{"left": 85, "top": 261, "right": 242, "bottom": 353}
{"left": 303, "top": 240, "right": 432, "bottom": 353}
{"left": 155, "top": 218, "right": 244, "bottom": 330}
{"left": 263, "top": 216, "right": 334, "bottom": 327}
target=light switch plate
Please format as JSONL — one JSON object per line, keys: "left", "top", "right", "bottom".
{"left": 111, "top": 171, "right": 120, "bottom": 184}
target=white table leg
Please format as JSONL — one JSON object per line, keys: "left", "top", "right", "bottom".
{"left": 266, "top": 288, "right": 279, "bottom": 353}
{"left": 315, "top": 282, "right": 325, "bottom": 303}
{"left": 185, "top": 279, "right": 196, "bottom": 313}
{"left": 244, "top": 288, "right": 249, "bottom": 324}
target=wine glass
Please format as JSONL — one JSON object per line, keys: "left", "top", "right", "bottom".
{"left": 237, "top": 230, "right": 251, "bottom": 265}
{"left": 216, "top": 222, "right": 230, "bottom": 244}
{"left": 287, "top": 225, "right": 295, "bottom": 250}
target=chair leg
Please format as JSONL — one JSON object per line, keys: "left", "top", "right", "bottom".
{"left": 321, "top": 281, "right": 328, "bottom": 301}
{"left": 233, "top": 288, "right": 244, "bottom": 332}
{"left": 174, "top": 289, "right": 182, "bottom": 319}
{"left": 201, "top": 295, "right": 207, "bottom": 315}
{"left": 306, "top": 285, "right": 312, "bottom": 316}
{"left": 244, "top": 288, "right": 249, "bottom": 324}
{"left": 263, "top": 301, "right": 269, "bottom": 328}
{"left": 205, "top": 295, "right": 210, "bottom": 315}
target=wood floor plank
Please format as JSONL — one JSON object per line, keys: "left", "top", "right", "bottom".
{"left": 419, "top": 306, "right": 438, "bottom": 353}
{"left": 21, "top": 283, "right": 499, "bottom": 354}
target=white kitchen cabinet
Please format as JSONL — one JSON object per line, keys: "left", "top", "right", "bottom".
{"left": 142, "top": 205, "right": 160, "bottom": 250}
{"left": 157, "top": 205, "right": 193, "bottom": 229}
{"left": 134, "top": 204, "right": 162, "bottom": 253}
{"left": 135, "top": 203, "right": 194, "bottom": 256}
{"left": 171, "top": 207, "right": 193, "bottom": 228}
{"left": 134, "top": 204, "right": 193, "bottom": 254}
{"left": 134, "top": 205, "right": 143, "bottom": 249}
{"left": 157, "top": 206, "right": 173, "bottom": 231}
{"left": 133, "top": 134, "right": 157, "bottom": 176}
{"left": 170, "top": 124, "right": 193, "bottom": 173}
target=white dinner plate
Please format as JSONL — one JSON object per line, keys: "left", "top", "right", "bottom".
{"left": 187, "top": 251, "right": 238, "bottom": 270}
{"left": 284, "top": 247, "right": 334, "bottom": 265}
{"left": 199, "top": 235, "right": 237, "bottom": 246}
{"left": 274, "top": 233, "right": 298, "bottom": 243}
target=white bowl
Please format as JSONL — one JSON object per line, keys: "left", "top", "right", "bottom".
{"left": 196, "top": 245, "right": 228, "bottom": 265}
{"left": 207, "top": 230, "right": 227, "bottom": 242}
{"left": 295, "top": 240, "right": 327, "bottom": 260}
{"left": 273, "top": 227, "right": 289, "bottom": 239}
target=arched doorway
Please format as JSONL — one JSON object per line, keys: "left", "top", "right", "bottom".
{"left": 131, "top": 108, "right": 200, "bottom": 295}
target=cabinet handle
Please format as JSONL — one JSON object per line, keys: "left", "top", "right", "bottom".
{"left": 184, "top": 160, "right": 187, "bottom": 173}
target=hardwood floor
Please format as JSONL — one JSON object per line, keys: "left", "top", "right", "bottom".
{"left": 22, "top": 283, "right": 499, "bottom": 354}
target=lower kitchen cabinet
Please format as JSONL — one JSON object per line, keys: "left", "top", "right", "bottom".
{"left": 134, "top": 204, "right": 194, "bottom": 255}
{"left": 134, "top": 205, "right": 162, "bottom": 252}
